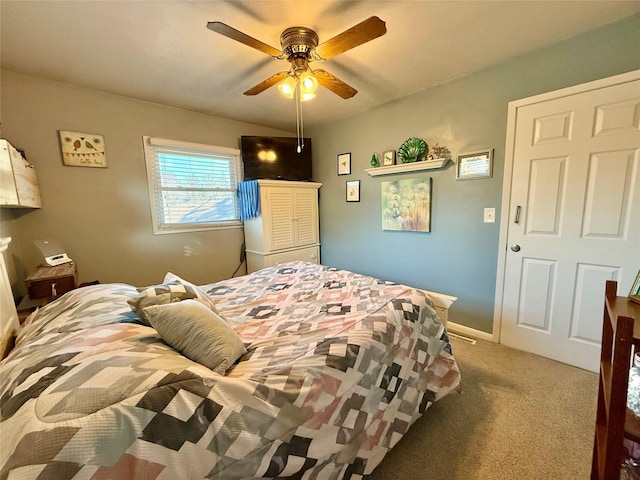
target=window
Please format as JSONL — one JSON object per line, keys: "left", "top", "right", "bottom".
{"left": 143, "top": 136, "right": 242, "bottom": 234}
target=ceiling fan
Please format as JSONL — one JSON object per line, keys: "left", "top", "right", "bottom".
{"left": 206, "top": 16, "right": 387, "bottom": 99}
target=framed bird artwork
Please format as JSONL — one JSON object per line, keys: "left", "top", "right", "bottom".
{"left": 58, "top": 131, "right": 107, "bottom": 168}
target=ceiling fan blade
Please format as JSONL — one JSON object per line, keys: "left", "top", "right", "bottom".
{"left": 314, "top": 70, "right": 357, "bottom": 99}
{"left": 243, "top": 71, "right": 289, "bottom": 96}
{"left": 207, "top": 21, "right": 282, "bottom": 58}
{"left": 315, "top": 16, "right": 386, "bottom": 60}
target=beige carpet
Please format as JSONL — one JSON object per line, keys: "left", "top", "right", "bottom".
{"left": 369, "top": 336, "right": 598, "bottom": 479}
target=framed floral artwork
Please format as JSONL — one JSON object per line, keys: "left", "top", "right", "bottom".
{"left": 381, "top": 177, "right": 432, "bottom": 232}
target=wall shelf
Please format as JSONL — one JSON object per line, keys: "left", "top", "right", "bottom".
{"left": 365, "top": 158, "right": 449, "bottom": 177}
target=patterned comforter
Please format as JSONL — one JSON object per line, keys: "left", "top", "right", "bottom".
{"left": 0, "top": 262, "right": 461, "bottom": 479}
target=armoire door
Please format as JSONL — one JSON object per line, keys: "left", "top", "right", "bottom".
{"left": 264, "top": 187, "right": 296, "bottom": 252}
{"left": 292, "top": 188, "right": 319, "bottom": 247}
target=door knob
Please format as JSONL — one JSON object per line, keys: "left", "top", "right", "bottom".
{"left": 511, "top": 244, "right": 521, "bottom": 252}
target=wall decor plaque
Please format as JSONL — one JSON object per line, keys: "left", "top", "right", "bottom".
{"left": 59, "top": 131, "right": 107, "bottom": 168}
{"left": 456, "top": 149, "right": 493, "bottom": 180}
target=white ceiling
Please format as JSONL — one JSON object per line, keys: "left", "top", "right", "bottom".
{"left": 2, "top": 1, "right": 639, "bottom": 132}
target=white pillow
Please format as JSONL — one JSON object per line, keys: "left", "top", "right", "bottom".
{"left": 128, "top": 280, "right": 202, "bottom": 325}
{"left": 143, "top": 300, "right": 246, "bottom": 374}
{"left": 163, "top": 272, "right": 218, "bottom": 312}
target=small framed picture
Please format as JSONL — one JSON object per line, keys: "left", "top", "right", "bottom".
{"left": 338, "top": 152, "right": 351, "bottom": 175}
{"left": 630, "top": 270, "right": 640, "bottom": 305}
{"left": 382, "top": 150, "right": 396, "bottom": 166}
{"left": 346, "top": 180, "right": 360, "bottom": 202}
{"left": 59, "top": 130, "right": 107, "bottom": 168}
{"left": 456, "top": 149, "right": 493, "bottom": 180}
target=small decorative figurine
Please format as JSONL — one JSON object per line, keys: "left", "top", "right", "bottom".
{"left": 429, "top": 143, "right": 450, "bottom": 160}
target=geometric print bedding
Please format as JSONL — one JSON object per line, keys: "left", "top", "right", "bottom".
{"left": 0, "top": 261, "right": 461, "bottom": 479}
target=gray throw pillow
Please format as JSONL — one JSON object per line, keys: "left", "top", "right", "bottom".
{"left": 142, "top": 300, "right": 246, "bottom": 374}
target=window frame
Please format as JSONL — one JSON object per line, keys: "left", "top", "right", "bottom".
{"left": 142, "top": 136, "right": 243, "bottom": 235}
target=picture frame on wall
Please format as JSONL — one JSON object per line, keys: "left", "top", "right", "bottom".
{"left": 346, "top": 180, "right": 360, "bottom": 202}
{"left": 381, "top": 177, "right": 432, "bottom": 232}
{"left": 338, "top": 152, "right": 351, "bottom": 175}
{"left": 630, "top": 270, "right": 640, "bottom": 305}
{"left": 456, "top": 149, "right": 493, "bottom": 180}
{"left": 382, "top": 150, "right": 396, "bottom": 166}
{"left": 58, "top": 130, "right": 107, "bottom": 168}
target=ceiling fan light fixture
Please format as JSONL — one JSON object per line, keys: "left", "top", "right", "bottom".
{"left": 277, "top": 76, "right": 297, "bottom": 98}
{"left": 299, "top": 71, "right": 318, "bottom": 94}
{"left": 209, "top": 16, "right": 386, "bottom": 100}
{"left": 301, "top": 92, "right": 316, "bottom": 102}
{"left": 209, "top": 17, "right": 387, "bottom": 152}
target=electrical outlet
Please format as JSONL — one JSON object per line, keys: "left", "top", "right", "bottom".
{"left": 484, "top": 208, "right": 496, "bottom": 223}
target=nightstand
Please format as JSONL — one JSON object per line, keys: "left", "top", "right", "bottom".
{"left": 25, "top": 263, "right": 77, "bottom": 300}
{"left": 18, "top": 263, "right": 78, "bottom": 323}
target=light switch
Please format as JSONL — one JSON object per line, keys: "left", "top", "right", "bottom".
{"left": 484, "top": 208, "right": 496, "bottom": 223}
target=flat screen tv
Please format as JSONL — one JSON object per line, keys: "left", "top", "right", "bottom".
{"left": 240, "top": 136, "right": 312, "bottom": 181}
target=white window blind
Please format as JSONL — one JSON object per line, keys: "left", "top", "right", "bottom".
{"left": 143, "top": 136, "right": 242, "bottom": 234}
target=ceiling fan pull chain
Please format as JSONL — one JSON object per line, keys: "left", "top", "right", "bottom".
{"left": 296, "top": 79, "right": 304, "bottom": 153}
{"left": 299, "top": 85, "right": 305, "bottom": 153}
{"left": 295, "top": 82, "right": 300, "bottom": 152}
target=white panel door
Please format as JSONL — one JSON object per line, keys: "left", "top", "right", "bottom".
{"left": 499, "top": 72, "right": 640, "bottom": 372}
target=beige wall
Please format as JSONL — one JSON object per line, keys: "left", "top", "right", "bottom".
{"left": 1, "top": 70, "right": 291, "bottom": 297}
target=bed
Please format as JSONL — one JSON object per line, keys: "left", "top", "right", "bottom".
{"left": 0, "top": 261, "right": 461, "bottom": 479}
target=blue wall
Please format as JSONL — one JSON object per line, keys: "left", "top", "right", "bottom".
{"left": 309, "top": 13, "right": 640, "bottom": 333}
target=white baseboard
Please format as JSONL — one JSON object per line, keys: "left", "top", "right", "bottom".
{"left": 446, "top": 321, "right": 494, "bottom": 342}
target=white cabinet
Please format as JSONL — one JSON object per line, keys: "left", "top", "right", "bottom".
{"left": 0, "top": 139, "right": 42, "bottom": 208}
{"left": 244, "top": 180, "right": 321, "bottom": 273}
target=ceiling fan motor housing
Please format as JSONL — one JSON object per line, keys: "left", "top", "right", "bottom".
{"left": 280, "top": 27, "right": 319, "bottom": 63}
